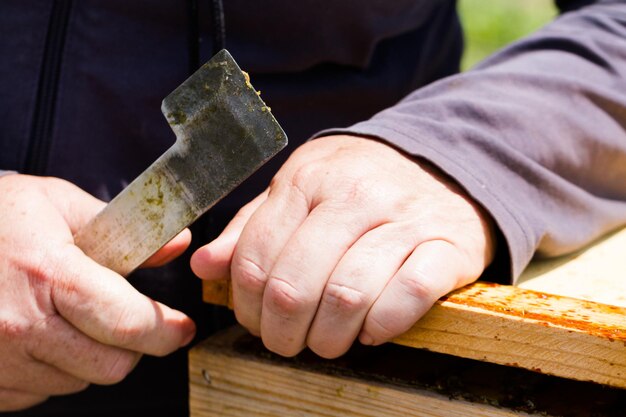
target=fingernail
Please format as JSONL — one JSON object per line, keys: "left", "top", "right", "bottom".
{"left": 360, "top": 333, "right": 374, "bottom": 346}
{"left": 180, "top": 332, "right": 194, "bottom": 347}
{"left": 180, "top": 325, "right": 197, "bottom": 347}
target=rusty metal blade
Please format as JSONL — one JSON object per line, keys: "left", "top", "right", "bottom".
{"left": 74, "top": 50, "right": 287, "bottom": 276}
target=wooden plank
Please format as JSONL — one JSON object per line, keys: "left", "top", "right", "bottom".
{"left": 189, "top": 326, "right": 531, "bottom": 417}
{"left": 518, "top": 227, "right": 626, "bottom": 307}
{"left": 201, "top": 279, "right": 231, "bottom": 306}
{"left": 201, "top": 281, "right": 626, "bottom": 388}
{"left": 200, "top": 227, "right": 626, "bottom": 388}
{"left": 189, "top": 326, "right": 626, "bottom": 417}
{"left": 393, "top": 283, "right": 626, "bottom": 388}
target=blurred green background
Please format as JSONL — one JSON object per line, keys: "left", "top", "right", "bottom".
{"left": 458, "top": 0, "right": 557, "bottom": 70}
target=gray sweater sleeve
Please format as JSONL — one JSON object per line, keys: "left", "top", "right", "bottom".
{"left": 322, "top": 0, "right": 626, "bottom": 280}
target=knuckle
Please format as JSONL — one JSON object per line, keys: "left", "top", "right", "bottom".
{"left": 234, "top": 201, "right": 258, "bottom": 224}
{"left": 322, "top": 283, "right": 370, "bottom": 313}
{"left": 109, "top": 308, "right": 147, "bottom": 348}
{"left": 342, "top": 177, "right": 369, "bottom": 204}
{"left": 0, "top": 319, "right": 29, "bottom": 342}
{"left": 0, "top": 391, "right": 48, "bottom": 412}
{"left": 23, "top": 246, "right": 66, "bottom": 289}
{"left": 264, "top": 173, "right": 286, "bottom": 198}
{"left": 290, "top": 161, "right": 319, "bottom": 190}
{"left": 99, "top": 351, "right": 140, "bottom": 385}
{"left": 397, "top": 270, "right": 435, "bottom": 304}
{"left": 327, "top": 175, "right": 370, "bottom": 208}
{"left": 28, "top": 245, "right": 84, "bottom": 309}
{"left": 366, "top": 314, "right": 403, "bottom": 341}
{"left": 264, "top": 277, "right": 310, "bottom": 317}
{"left": 264, "top": 339, "right": 303, "bottom": 358}
{"left": 308, "top": 339, "right": 348, "bottom": 359}
{"left": 233, "top": 256, "right": 268, "bottom": 294}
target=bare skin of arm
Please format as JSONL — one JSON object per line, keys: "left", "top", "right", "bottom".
{"left": 192, "top": 135, "right": 495, "bottom": 358}
{"left": 0, "top": 174, "right": 195, "bottom": 411}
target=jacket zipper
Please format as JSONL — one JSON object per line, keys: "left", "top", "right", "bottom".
{"left": 25, "top": 0, "right": 73, "bottom": 175}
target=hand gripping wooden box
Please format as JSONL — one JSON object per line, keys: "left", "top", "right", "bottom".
{"left": 189, "top": 228, "right": 626, "bottom": 417}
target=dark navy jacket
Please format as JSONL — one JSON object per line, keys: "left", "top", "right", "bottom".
{"left": 1, "top": 0, "right": 626, "bottom": 415}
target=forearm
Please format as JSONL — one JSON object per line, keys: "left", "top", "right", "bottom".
{"left": 323, "top": 0, "right": 626, "bottom": 280}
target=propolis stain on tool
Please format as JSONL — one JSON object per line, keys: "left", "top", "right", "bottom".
{"left": 73, "top": 50, "right": 287, "bottom": 276}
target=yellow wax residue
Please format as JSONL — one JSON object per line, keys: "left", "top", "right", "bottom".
{"left": 242, "top": 70, "right": 262, "bottom": 97}
{"left": 242, "top": 71, "right": 253, "bottom": 89}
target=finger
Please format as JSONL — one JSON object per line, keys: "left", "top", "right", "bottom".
{"left": 43, "top": 176, "right": 192, "bottom": 268}
{"left": 50, "top": 245, "right": 196, "bottom": 356}
{"left": 142, "top": 228, "right": 192, "bottom": 268}
{"left": 27, "top": 314, "right": 141, "bottom": 386}
{"left": 2, "top": 357, "right": 88, "bottom": 396}
{"left": 359, "top": 240, "right": 468, "bottom": 346}
{"left": 41, "top": 177, "right": 106, "bottom": 234}
{"left": 0, "top": 389, "right": 47, "bottom": 412}
{"left": 260, "top": 206, "right": 374, "bottom": 356}
{"left": 229, "top": 186, "right": 309, "bottom": 335}
{"left": 306, "top": 223, "right": 416, "bottom": 358}
{"left": 190, "top": 190, "right": 268, "bottom": 281}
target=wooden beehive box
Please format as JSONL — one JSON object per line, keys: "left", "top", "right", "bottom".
{"left": 189, "top": 228, "right": 626, "bottom": 416}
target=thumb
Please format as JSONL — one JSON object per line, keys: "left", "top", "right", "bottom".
{"left": 52, "top": 244, "right": 196, "bottom": 355}
{"left": 43, "top": 177, "right": 191, "bottom": 268}
{"left": 42, "top": 176, "right": 106, "bottom": 234}
{"left": 141, "top": 228, "right": 192, "bottom": 268}
{"left": 191, "top": 190, "right": 268, "bottom": 280}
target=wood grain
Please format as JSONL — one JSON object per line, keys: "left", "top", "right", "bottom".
{"left": 393, "top": 282, "right": 626, "bottom": 388}
{"left": 190, "top": 326, "right": 543, "bottom": 417}
{"left": 518, "top": 227, "right": 626, "bottom": 307}
{"left": 190, "top": 327, "right": 626, "bottom": 417}
{"left": 200, "top": 227, "right": 626, "bottom": 388}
